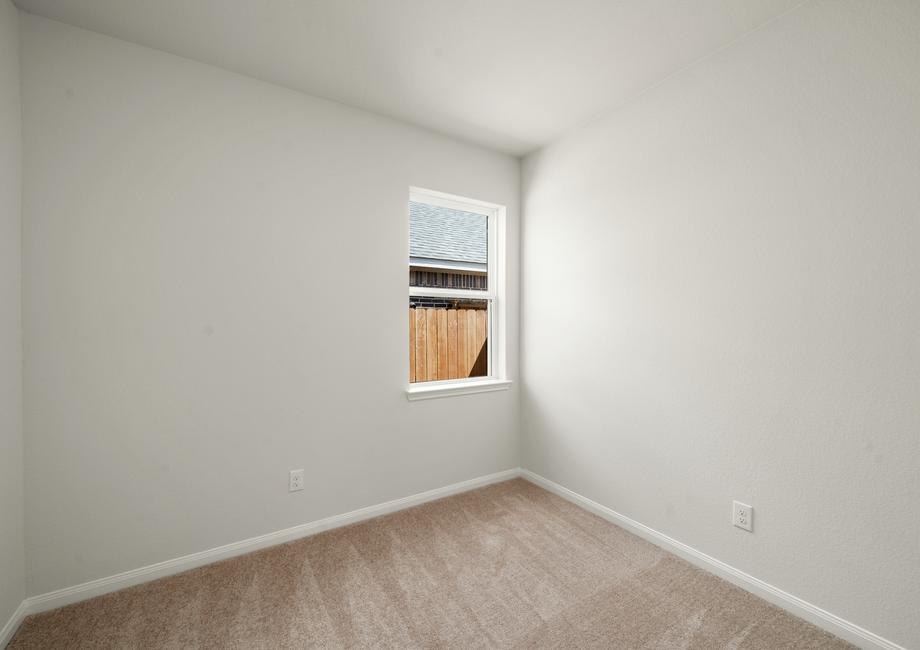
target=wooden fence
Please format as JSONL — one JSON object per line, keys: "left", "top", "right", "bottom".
{"left": 410, "top": 307, "right": 487, "bottom": 382}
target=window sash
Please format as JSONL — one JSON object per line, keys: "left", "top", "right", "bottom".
{"left": 409, "top": 296, "right": 494, "bottom": 382}
{"left": 408, "top": 187, "right": 505, "bottom": 389}
{"left": 410, "top": 188, "right": 498, "bottom": 299}
{"left": 408, "top": 286, "right": 496, "bottom": 300}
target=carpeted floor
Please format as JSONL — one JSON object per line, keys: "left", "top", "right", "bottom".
{"left": 10, "top": 479, "right": 852, "bottom": 649}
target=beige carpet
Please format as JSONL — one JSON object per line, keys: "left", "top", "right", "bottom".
{"left": 10, "top": 479, "right": 851, "bottom": 649}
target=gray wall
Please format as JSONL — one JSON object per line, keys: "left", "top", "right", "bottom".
{"left": 521, "top": 1, "right": 920, "bottom": 646}
{"left": 21, "top": 14, "right": 520, "bottom": 596}
{"left": 0, "top": 0, "right": 25, "bottom": 633}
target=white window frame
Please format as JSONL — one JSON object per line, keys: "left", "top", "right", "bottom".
{"left": 407, "top": 187, "right": 511, "bottom": 400}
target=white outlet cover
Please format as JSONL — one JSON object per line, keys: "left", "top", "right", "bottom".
{"left": 733, "top": 500, "right": 753, "bottom": 532}
{"left": 289, "top": 469, "right": 305, "bottom": 492}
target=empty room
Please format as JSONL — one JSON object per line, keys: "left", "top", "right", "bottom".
{"left": 1, "top": 1, "right": 918, "bottom": 648}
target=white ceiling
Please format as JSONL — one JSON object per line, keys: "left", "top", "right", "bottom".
{"left": 14, "top": 0, "right": 801, "bottom": 155}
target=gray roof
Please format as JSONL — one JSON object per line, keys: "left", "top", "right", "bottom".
{"left": 410, "top": 201, "right": 486, "bottom": 266}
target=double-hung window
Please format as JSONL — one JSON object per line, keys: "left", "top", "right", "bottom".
{"left": 407, "top": 188, "right": 509, "bottom": 399}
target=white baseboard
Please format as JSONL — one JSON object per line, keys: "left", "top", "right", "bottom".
{"left": 8, "top": 467, "right": 520, "bottom": 635}
{"left": 520, "top": 469, "right": 906, "bottom": 650}
{"left": 0, "top": 601, "right": 29, "bottom": 649}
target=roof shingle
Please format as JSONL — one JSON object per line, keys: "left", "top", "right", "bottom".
{"left": 409, "top": 201, "right": 487, "bottom": 265}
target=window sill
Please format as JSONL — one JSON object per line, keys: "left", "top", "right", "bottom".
{"left": 406, "top": 379, "right": 512, "bottom": 401}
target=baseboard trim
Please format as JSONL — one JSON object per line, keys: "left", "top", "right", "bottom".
{"left": 0, "top": 600, "right": 29, "bottom": 649}
{"left": 520, "top": 469, "right": 905, "bottom": 650}
{"left": 17, "top": 468, "right": 521, "bottom": 623}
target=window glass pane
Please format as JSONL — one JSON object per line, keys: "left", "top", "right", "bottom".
{"left": 409, "top": 201, "right": 487, "bottom": 291}
{"left": 409, "top": 298, "right": 488, "bottom": 383}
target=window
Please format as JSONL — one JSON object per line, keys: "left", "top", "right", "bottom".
{"left": 407, "top": 188, "right": 510, "bottom": 400}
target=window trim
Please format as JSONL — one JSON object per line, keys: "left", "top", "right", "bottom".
{"left": 406, "top": 378, "right": 512, "bottom": 401}
{"left": 407, "top": 187, "right": 508, "bottom": 399}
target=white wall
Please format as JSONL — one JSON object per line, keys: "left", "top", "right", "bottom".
{"left": 0, "top": 0, "right": 25, "bottom": 631}
{"left": 21, "top": 14, "right": 519, "bottom": 596}
{"left": 522, "top": 1, "right": 919, "bottom": 647}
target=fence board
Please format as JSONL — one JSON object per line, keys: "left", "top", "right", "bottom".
{"left": 425, "top": 308, "right": 438, "bottom": 380}
{"left": 409, "top": 309, "right": 416, "bottom": 383}
{"left": 415, "top": 308, "right": 427, "bottom": 382}
{"left": 457, "top": 310, "right": 467, "bottom": 378}
{"left": 467, "top": 310, "right": 476, "bottom": 372}
{"left": 437, "top": 310, "right": 448, "bottom": 380}
{"left": 476, "top": 309, "right": 488, "bottom": 376}
{"left": 447, "top": 309, "right": 458, "bottom": 379}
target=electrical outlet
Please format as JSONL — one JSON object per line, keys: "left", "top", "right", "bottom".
{"left": 732, "top": 501, "right": 753, "bottom": 532}
{"left": 289, "top": 469, "right": 304, "bottom": 492}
